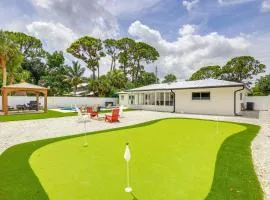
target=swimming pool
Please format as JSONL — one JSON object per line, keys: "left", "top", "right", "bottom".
{"left": 60, "top": 107, "right": 76, "bottom": 111}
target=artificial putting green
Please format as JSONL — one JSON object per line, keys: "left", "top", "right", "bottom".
{"left": 0, "top": 118, "right": 263, "bottom": 200}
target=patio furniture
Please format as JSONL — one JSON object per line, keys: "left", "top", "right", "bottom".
{"left": 16, "top": 104, "right": 28, "bottom": 111}
{"left": 28, "top": 101, "right": 40, "bottom": 111}
{"left": 8, "top": 106, "right": 15, "bottom": 111}
{"left": 105, "top": 108, "right": 120, "bottom": 123}
{"left": 1, "top": 82, "right": 48, "bottom": 115}
{"left": 119, "top": 105, "right": 125, "bottom": 118}
{"left": 86, "top": 107, "right": 99, "bottom": 118}
{"left": 105, "top": 102, "right": 113, "bottom": 108}
{"left": 76, "top": 108, "right": 91, "bottom": 122}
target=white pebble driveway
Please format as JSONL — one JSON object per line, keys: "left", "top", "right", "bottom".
{"left": 0, "top": 110, "right": 269, "bottom": 199}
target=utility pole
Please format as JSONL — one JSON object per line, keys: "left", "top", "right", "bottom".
{"left": 155, "top": 66, "right": 158, "bottom": 84}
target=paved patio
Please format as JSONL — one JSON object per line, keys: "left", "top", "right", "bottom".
{"left": 0, "top": 110, "right": 269, "bottom": 199}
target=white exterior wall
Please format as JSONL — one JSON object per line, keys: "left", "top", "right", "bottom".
{"left": 245, "top": 96, "right": 270, "bottom": 110}
{"left": 126, "top": 90, "right": 174, "bottom": 112}
{"left": 130, "top": 105, "right": 174, "bottom": 112}
{"left": 119, "top": 94, "right": 129, "bottom": 106}
{"left": 0, "top": 96, "right": 117, "bottom": 110}
{"left": 174, "top": 87, "right": 244, "bottom": 116}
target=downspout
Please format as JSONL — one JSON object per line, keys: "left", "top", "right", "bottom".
{"left": 170, "top": 89, "right": 175, "bottom": 113}
{"left": 234, "top": 86, "right": 244, "bottom": 116}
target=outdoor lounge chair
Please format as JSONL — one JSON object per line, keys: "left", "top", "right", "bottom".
{"left": 119, "top": 105, "right": 125, "bottom": 118}
{"left": 16, "top": 104, "right": 28, "bottom": 111}
{"left": 76, "top": 108, "right": 91, "bottom": 122}
{"left": 105, "top": 108, "right": 120, "bottom": 123}
{"left": 86, "top": 107, "right": 99, "bottom": 118}
{"left": 28, "top": 101, "right": 40, "bottom": 110}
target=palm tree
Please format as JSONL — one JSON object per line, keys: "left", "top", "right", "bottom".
{"left": 66, "top": 61, "right": 85, "bottom": 96}
{"left": 0, "top": 31, "right": 22, "bottom": 86}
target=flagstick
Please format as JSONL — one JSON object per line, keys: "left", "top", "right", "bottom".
{"left": 126, "top": 159, "right": 131, "bottom": 189}
{"left": 83, "top": 120, "right": 88, "bottom": 147}
{"left": 124, "top": 143, "right": 132, "bottom": 193}
{"left": 216, "top": 117, "right": 219, "bottom": 134}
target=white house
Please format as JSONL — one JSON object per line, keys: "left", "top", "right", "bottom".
{"left": 119, "top": 79, "right": 248, "bottom": 116}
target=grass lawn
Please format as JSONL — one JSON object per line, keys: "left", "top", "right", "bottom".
{"left": 0, "top": 118, "right": 263, "bottom": 200}
{"left": 0, "top": 110, "right": 77, "bottom": 122}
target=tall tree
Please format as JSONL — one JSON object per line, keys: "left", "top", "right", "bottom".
{"left": 136, "top": 71, "right": 158, "bottom": 87}
{"left": 132, "top": 42, "right": 159, "bottom": 84}
{"left": 106, "top": 69, "right": 127, "bottom": 89}
{"left": 88, "top": 75, "right": 111, "bottom": 97}
{"left": 118, "top": 38, "right": 136, "bottom": 76}
{"left": 221, "top": 56, "right": 265, "bottom": 85}
{"left": 41, "top": 51, "right": 71, "bottom": 95}
{"left": 103, "top": 39, "right": 119, "bottom": 71}
{"left": 0, "top": 31, "right": 23, "bottom": 86}
{"left": 67, "top": 36, "right": 105, "bottom": 79}
{"left": 189, "top": 65, "right": 222, "bottom": 80}
{"left": 5, "top": 31, "right": 47, "bottom": 84}
{"left": 162, "top": 73, "right": 177, "bottom": 83}
{"left": 66, "top": 61, "right": 86, "bottom": 96}
{"left": 7, "top": 57, "right": 30, "bottom": 84}
{"left": 251, "top": 74, "right": 270, "bottom": 96}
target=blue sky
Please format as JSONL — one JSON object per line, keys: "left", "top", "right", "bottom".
{"left": 0, "top": 0, "right": 270, "bottom": 79}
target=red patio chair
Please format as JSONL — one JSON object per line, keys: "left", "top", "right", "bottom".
{"left": 105, "top": 108, "right": 120, "bottom": 123}
{"left": 86, "top": 107, "right": 99, "bottom": 118}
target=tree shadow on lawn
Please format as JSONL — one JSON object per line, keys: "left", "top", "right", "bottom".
{"left": 0, "top": 119, "right": 264, "bottom": 200}
{"left": 205, "top": 123, "right": 263, "bottom": 200}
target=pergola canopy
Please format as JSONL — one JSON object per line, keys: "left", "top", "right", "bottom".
{"left": 1, "top": 82, "right": 48, "bottom": 115}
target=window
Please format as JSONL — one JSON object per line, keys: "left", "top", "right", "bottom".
{"left": 192, "top": 92, "right": 201, "bottom": 100}
{"left": 121, "top": 95, "right": 124, "bottom": 100}
{"left": 160, "top": 92, "right": 164, "bottom": 105}
{"left": 201, "top": 92, "right": 210, "bottom": 100}
{"left": 140, "top": 93, "right": 144, "bottom": 105}
{"left": 145, "top": 93, "right": 151, "bottom": 105}
{"left": 192, "top": 92, "right": 210, "bottom": 100}
{"left": 240, "top": 93, "right": 242, "bottom": 100}
{"left": 129, "top": 95, "right": 135, "bottom": 105}
{"left": 165, "top": 93, "right": 170, "bottom": 106}
{"left": 150, "top": 93, "right": 155, "bottom": 105}
{"left": 156, "top": 92, "right": 160, "bottom": 105}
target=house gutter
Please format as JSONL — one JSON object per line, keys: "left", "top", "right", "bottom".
{"left": 170, "top": 89, "right": 176, "bottom": 113}
{"left": 234, "top": 86, "right": 245, "bottom": 116}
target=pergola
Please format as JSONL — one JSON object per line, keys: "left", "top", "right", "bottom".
{"left": 1, "top": 82, "right": 48, "bottom": 115}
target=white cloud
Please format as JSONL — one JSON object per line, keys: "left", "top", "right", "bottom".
{"left": 33, "top": 0, "right": 52, "bottom": 9}
{"left": 178, "top": 24, "right": 198, "bottom": 36}
{"left": 31, "top": 0, "right": 120, "bottom": 39}
{"left": 182, "top": 0, "right": 200, "bottom": 11}
{"left": 218, "top": 0, "right": 255, "bottom": 5}
{"left": 128, "top": 21, "right": 250, "bottom": 79}
{"left": 248, "top": 33, "right": 270, "bottom": 74}
{"left": 261, "top": 0, "right": 270, "bottom": 12}
{"left": 26, "top": 21, "right": 77, "bottom": 51}
{"left": 99, "top": 0, "right": 162, "bottom": 16}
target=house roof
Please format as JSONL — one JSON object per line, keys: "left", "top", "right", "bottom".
{"left": 127, "top": 79, "right": 244, "bottom": 92}
{"left": 2, "top": 82, "right": 47, "bottom": 90}
{"left": 117, "top": 91, "right": 129, "bottom": 94}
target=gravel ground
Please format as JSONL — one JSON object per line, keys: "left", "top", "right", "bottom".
{"left": 0, "top": 110, "right": 269, "bottom": 199}
{"left": 252, "top": 111, "right": 270, "bottom": 200}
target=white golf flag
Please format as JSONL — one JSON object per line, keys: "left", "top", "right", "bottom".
{"left": 124, "top": 144, "right": 131, "bottom": 161}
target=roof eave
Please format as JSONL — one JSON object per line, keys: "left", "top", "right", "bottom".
{"left": 127, "top": 84, "right": 245, "bottom": 92}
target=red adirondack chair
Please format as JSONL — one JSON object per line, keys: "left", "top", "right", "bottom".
{"left": 105, "top": 108, "right": 120, "bottom": 123}
{"left": 86, "top": 107, "right": 99, "bottom": 118}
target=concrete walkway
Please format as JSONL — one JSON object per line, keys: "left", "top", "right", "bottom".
{"left": 0, "top": 110, "right": 269, "bottom": 199}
